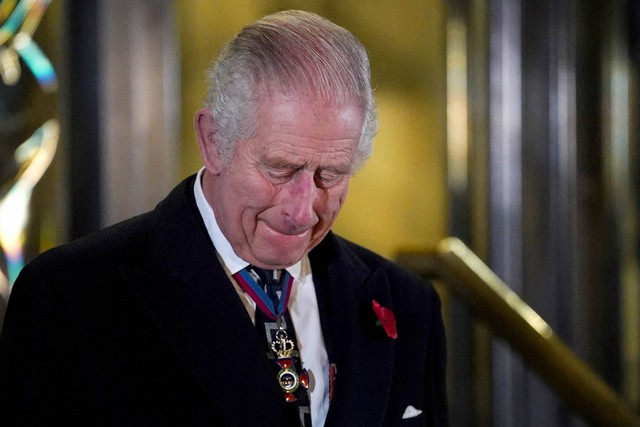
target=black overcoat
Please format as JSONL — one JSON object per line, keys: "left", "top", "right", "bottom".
{"left": 0, "top": 176, "right": 448, "bottom": 426}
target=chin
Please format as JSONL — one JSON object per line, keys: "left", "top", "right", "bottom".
{"left": 250, "top": 231, "right": 325, "bottom": 267}
{"left": 254, "top": 246, "right": 308, "bottom": 269}
{"left": 266, "top": 253, "right": 304, "bottom": 268}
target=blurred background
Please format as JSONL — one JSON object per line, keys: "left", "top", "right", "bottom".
{"left": 0, "top": 0, "right": 638, "bottom": 426}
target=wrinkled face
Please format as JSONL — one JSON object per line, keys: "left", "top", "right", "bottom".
{"left": 196, "top": 93, "right": 364, "bottom": 269}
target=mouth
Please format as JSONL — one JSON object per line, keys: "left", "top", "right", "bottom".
{"left": 254, "top": 218, "right": 320, "bottom": 250}
{"left": 250, "top": 222, "right": 313, "bottom": 266}
{"left": 263, "top": 222, "right": 312, "bottom": 239}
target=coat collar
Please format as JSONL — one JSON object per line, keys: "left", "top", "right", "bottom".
{"left": 120, "top": 176, "right": 395, "bottom": 425}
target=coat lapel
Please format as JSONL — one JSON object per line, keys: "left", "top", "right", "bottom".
{"left": 118, "top": 177, "right": 292, "bottom": 426}
{"left": 310, "top": 234, "right": 396, "bottom": 426}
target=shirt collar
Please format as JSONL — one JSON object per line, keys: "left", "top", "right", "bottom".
{"left": 193, "top": 167, "right": 303, "bottom": 280}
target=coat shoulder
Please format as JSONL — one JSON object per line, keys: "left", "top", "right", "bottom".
{"left": 25, "top": 175, "right": 198, "bottom": 277}
{"left": 27, "top": 212, "right": 153, "bottom": 277}
{"left": 329, "top": 234, "right": 436, "bottom": 295}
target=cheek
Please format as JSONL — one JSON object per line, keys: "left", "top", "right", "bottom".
{"left": 235, "top": 173, "right": 277, "bottom": 205}
{"left": 322, "top": 185, "right": 349, "bottom": 215}
{"left": 338, "top": 192, "right": 347, "bottom": 206}
{"left": 336, "top": 182, "right": 350, "bottom": 207}
{"left": 238, "top": 180, "right": 282, "bottom": 227}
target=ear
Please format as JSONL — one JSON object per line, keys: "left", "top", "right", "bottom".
{"left": 194, "top": 108, "right": 224, "bottom": 175}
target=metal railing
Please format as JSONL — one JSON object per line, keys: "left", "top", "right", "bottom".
{"left": 397, "top": 237, "right": 640, "bottom": 427}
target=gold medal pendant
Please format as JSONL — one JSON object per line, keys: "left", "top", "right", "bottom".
{"left": 271, "top": 328, "right": 309, "bottom": 402}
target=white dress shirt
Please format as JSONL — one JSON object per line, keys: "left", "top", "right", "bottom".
{"left": 193, "top": 167, "right": 330, "bottom": 426}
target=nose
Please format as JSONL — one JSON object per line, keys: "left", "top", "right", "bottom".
{"left": 283, "top": 172, "right": 319, "bottom": 232}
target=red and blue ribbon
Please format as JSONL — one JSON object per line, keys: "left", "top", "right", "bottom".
{"left": 233, "top": 268, "right": 294, "bottom": 320}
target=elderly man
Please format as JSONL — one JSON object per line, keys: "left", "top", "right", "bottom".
{"left": 0, "top": 10, "right": 448, "bottom": 427}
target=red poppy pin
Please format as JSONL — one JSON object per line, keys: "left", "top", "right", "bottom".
{"left": 372, "top": 299, "right": 397, "bottom": 339}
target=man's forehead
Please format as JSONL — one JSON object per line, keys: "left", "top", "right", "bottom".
{"left": 260, "top": 145, "right": 356, "bottom": 164}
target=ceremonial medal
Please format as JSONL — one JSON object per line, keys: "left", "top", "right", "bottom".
{"left": 233, "top": 268, "right": 309, "bottom": 403}
{"left": 271, "top": 328, "right": 310, "bottom": 402}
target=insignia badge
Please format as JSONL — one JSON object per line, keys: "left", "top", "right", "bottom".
{"left": 271, "top": 329, "right": 309, "bottom": 401}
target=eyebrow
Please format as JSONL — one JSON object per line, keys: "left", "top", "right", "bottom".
{"left": 263, "top": 158, "right": 303, "bottom": 170}
{"left": 262, "top": 153, "right": 354, "bottom": 175}
{"left": 321, "top": 163, "right": 352, "bottom": 175}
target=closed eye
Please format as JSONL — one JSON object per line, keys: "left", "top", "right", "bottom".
{"left": 314, "top": 170, "right": 345, "bottom": 188}
{"left": 266, "top": 165, "right": 298, "bottom": 184}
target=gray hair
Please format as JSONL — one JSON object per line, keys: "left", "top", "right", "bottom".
{"left": 203, "top": 10, "right": 378, "bottom": 170}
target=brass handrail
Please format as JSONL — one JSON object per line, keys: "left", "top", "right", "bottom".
{"left": 398, "top": 237, "right": 640, "bottom": 427}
